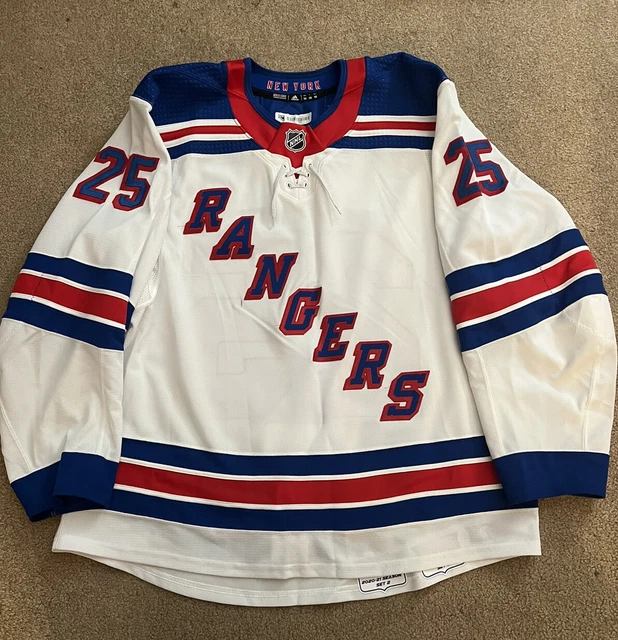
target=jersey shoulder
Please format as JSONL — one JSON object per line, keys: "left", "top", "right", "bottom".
{"left": 133, "top": 61, "right": 233, "bottom": 125}
{"left": 361, "top": 52, "right": 448, "bottom": 116}
{"left": 132, "top": 53, "right": 449, "bottom": 126}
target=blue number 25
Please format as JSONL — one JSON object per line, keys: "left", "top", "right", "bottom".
{"left": 444, "top": 136, "right": 508, "bottom": 206}
{"left": 74, "top": 146, "right": 158, "bottom": 211}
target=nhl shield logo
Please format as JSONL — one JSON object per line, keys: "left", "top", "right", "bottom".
{"left": 285, "top": 129, "right": 306, "bottom": 153}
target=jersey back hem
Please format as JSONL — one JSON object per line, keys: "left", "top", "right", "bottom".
{"left": 60, "top": 554, "right": 519, "bottom": 607}
{"left": 51, "top": 508, "right": 540, "bottom": 606}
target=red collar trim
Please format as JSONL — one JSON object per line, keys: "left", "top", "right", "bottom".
{"left": 226, "top": 58, "right": 366, "bottom": 165}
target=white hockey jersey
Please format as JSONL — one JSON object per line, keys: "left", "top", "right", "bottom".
{"left": 1, "top": 53, "right": 615, "bottom": 607}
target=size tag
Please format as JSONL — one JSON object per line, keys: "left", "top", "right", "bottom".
{"left": 252, "top": 86, "right": 336, "bottom": 102}
{"left": 274, "top": 112, "right": 313, "bottom": 125}
{"left": 358, "top": 573, "right": 407, "bottom": 593}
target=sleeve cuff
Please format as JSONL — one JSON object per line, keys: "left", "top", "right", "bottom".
{"left": 493, "top": 451, "right": 609, "bottom": 505}
{"left": 10, "top": 452, "right": 118, "bottom": 521}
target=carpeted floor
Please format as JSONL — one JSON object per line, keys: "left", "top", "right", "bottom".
{"left": 1, "top": 1, "right": 617, "bottom": 638}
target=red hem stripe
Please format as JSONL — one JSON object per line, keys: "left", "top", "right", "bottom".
{"left": 161, "top": 125, "right": 245, "bottom": 142}
{"left": 352, "top": 121, "right": 435, "bottom": 131}
{"left": 115, "top": 460, "right": 500, "bottom": 505}
{"left": 12, "top": 273, "right": 128, "bottom": 325}
{"left": 451, "top": 250, "right": 597, "bottom": 325}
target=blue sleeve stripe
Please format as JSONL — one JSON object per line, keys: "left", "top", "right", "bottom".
{"left": 125, "top": 302, "right": 135, "bottom": 328}
{"left": 492, "top": 451, "right": 609, "bottom": 505}
{"left": 4, "top": 298, "right": 125, "bottom": 350}
{"left": 23, "top": 253, "right": 132, "bottom": 296}
{"left": 446, "top": 229, "right": 587, "bottom": 296}
{"left": 121, "top": 435, "right": 490, "bottom": 477}
{"left": 167, "top": 139, "right": 261, "bottom": 159}
{"left": 332, "top": 135, "right": 433, "bottom": 151}
{"left": 110, "top": 487, "right": 530, "bottom": 532}
{"left": 457, "top": 273, "right": 606, "bottom": 351}
{"left": 10, "top": 452, "right": 118, "bottom": 521}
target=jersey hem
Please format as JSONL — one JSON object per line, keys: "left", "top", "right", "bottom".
{"left": 52, "top": 539, "right": 540, "bottom": 606}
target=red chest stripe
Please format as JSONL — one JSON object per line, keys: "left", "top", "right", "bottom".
{"left": 352, "top": 121, "right": 435, "bottom": 131}
{"left": 160, "top": 125, "right": 244, "bottom": 142}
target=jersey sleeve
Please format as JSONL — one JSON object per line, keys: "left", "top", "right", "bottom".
{"left": 432, "top": 79, "right": 616, "bottom": 505}
{"left": 0, "top": 94, "right": 171, "bottom": 521}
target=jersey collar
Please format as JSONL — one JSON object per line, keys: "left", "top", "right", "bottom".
{"left": 226, "top": 57, "right": 366, "bottom": 166}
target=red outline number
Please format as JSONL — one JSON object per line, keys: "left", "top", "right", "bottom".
{"left": 74, "top": 146, "right": 158, "bottom": 210}
{"left": 444, "top": 137, "right": 508, "bottom": 206}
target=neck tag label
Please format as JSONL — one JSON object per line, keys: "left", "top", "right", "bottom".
{"left": 274, "top": 112, "right": 313, "bottom": 125}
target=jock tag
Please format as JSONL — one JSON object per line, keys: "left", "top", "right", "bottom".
{"left": 275, "top": 112, "right": 312, "bottom": 125}
{"left": 358, "top": 573, "right": 407, "bottom": 593}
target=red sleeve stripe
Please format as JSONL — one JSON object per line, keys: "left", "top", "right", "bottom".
{"left": 352, "top": 120, "right": 435, "bottom": 131}
{"left": 12, "top": 273, "right": 129, "bottom": 326}
{"left": 160, "top": 125, "right": 246, "bottom": 142}
{"left": 114, "top": 460, "right": 500, "bottom": 506}
{"left": 451, "top": 250, "right": 598, "bottom": 326}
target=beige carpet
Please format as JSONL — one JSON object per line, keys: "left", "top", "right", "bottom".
{"left": 1, "top": 1, "right": 617, "bottom": 638}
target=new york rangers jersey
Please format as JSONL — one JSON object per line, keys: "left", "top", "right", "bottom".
{"left": 1, "top": 52, "right": 615, "bottom": 606}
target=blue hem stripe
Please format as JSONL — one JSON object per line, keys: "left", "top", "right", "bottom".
{"left": 121, "top": 435, "right": 490, "bottom": 477}
{"left": 168, "top": 139, "right": 261, "bottom": 159}
{"left": 332, "top": 135, "right": 433, "bottom": 151}
{"left": 4, "top": 298, "right": 125, "bottom": 350}
{"left": 23, "top": 253, "right": 132, "bottom": 296}
{"left": 110, "top": 488, "right": 529, "bottom": 531}
{"left": 493, "top": 451, "right": 609, "bottom": 505}
{"left": 10, "top": 453, "right": 118, "bottom": 521}
{"left": 457, "top": 273, "right": 606, "bottom": 351}
{"left": 446, "top": 229, "right": 587, "bottom": 296}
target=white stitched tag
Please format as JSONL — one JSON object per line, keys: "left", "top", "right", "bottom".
{"left": 275, "top": 112, "right": 312, "bottom": 125}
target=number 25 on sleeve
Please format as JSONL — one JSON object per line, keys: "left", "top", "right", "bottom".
{"left": 444, "top": 137, "right": 508, "bottom": 206}
{"left": 73, "top": 146, "right": 158, "bottom": 210}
